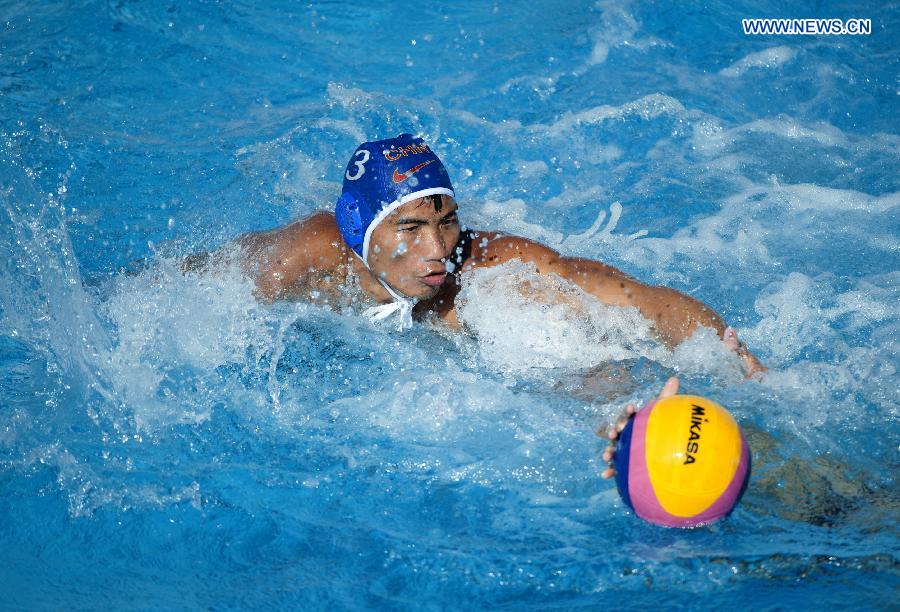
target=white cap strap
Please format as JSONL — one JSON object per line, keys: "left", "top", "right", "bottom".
{"left": 361, "top": 278, "right": 417, "bottom": 330}
{"left": 361, "top": 186, "right": 454, "bottom": 267}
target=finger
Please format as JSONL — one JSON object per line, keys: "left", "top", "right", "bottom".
{"left": 601, "top": 466, "right": 616, "bottom": 479}
{"left": 659, "top": 376, "right": 679, "bottom": 399}
{"left": 723, "top": 326, "right": 739, "bottom": 351}
{"left": 741, "top": 352, "right": 768, "bottom": 377}
{"left": 727, "top": 328, "right": 760, "bottom": 364}
{"left": 614, "top": 403, "right": 636, "bottom": 432}
{"left": 724, "top": 327, "right": 769, "bottom": 378}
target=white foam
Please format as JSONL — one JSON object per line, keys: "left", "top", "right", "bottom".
{"left": 325, "top": 82, "right": 374, "bottom": 111}
{"left": 691, "top": 112, "right": 900, "bottom": 165}
{"left": 734, "top": 117, "right": 847, "bottom": 147}
{"left": 101, "top": 255, "right": 281, "bottom": 428}
{"left": 0, "top": 170, "right": 121, "bottom": 420}
{"left": 23, "top": 442, "right": 202, "bottom": 517}
{"left": 310, "top": 117, "right": 367, "bottom": 144}
{"left": 455, "top": 259, "right": 669, "bottom": 375}
{"left": 515, "top": 159, "right": 550, "bottom": 179}
{"left": 670, "top": 325, "right": 744, "bottom": 382}
{"left": 558, "top": 201, "right": 649, "bottom": 251}
{"left": 328, "top": 367, "right": 507, "bottom": 442}
{"left": 689, "top": 118, "right": 728, "bottom": 156}
{"left": 741, "top": 271, "right": 899, "bottom": 365}
{"left": 106, "top": 258, "right": 261, "bottom": 367}
{"left": 776, "top": 182, "right": 899, "bottom": 213}
{"left": 498, "top": 75, "right": 558, "bottom": 99}
{"left": 719, "top": 46, "right": 797, "bottom": 78}
{"left": 610, "top": 180, "right": 899, "bottom": 279}
{"left": 750, "top": 348, "right": 897, "bottom": 443}
{"left": 275, "top": 149, "right": 343, "bottom": 206}
{"left": 540, "top": 93, "right": 687, "bottom": 134}
{"left": 476, "top": 199, "right": 647, "bottom": 257}
{"left": 479, "top": 197, "right": 564, "bottom": 245}
{"left": 582, "top": 0, "right": 670, "bottom": 68}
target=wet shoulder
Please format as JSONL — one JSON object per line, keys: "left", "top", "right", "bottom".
{"left": 460, "top": 229, "right": 561, "bottom": 274}
{"left": 239, "top": 210, "right": 344, "bottom": 264}
{"left": 428, "top": 228, "right": 554, "bottom": 330}
{"left": 294, "top": 210, "right": 348, "bottom": 268}
{"left": 239, "top": 210, "right": 351, "bottom": 302}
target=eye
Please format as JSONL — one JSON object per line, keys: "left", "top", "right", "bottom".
{"left": 398, "top": 226, "right": 418, "bottom": 233}
{"left": 442, "top": 215, "right": 459, "bottom": 226}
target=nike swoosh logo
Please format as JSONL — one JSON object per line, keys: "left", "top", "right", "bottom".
{"left": 392, "top": 160, "right": 435, "bottom": 183}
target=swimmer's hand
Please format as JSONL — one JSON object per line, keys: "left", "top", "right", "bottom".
{"left": 599, "top": 376, "right": 680, "bottom": 479}
{"left": 724, "top": 326, "right": 767, "bottom": 378}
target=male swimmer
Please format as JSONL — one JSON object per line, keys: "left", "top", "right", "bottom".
{"left": 204, "top": 133, "right": 764, "bottom": 375}
{"left": 182, "top": 133, "right": 767, "bottom": 481}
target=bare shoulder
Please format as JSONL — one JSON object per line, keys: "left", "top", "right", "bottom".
{"left": 239, "top": 210, "right": 335, "bottom": 253}
{"left": 462, "top": 230, "right": 562, "bottom": 274}
{"left": 460, "top": 228, "right": 634, "bottom": 284}
{"left": 239, "top": 211, "right": 349, "bottom": 300}
{"left": 426, "top": 231, "right": 564, "bottom": 330}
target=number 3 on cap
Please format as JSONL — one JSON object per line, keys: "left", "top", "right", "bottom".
{"left": 345, "top": 149, "right": 370, "bottom": 181}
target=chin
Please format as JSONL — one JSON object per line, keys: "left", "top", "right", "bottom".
{"left": 416, "top": 287, "right": 441, "bottom": 300}
{"left": 407, "top": 283, "right": 442, "bottom": 300}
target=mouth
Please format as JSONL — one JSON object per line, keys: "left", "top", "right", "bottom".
{"left": 419, "top": 270, "right": 448, "bottom": 287}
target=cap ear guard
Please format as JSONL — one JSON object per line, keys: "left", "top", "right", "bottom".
{"left": 335, "top": 191, "right": 365, "bottom": 257}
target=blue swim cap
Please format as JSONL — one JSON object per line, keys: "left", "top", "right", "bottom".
{"left": 335, "top": 134, "right": 455, "bottom": 266}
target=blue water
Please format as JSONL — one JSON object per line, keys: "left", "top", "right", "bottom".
{"left": 1, "top": 0, "right": 898, "bottom": 608}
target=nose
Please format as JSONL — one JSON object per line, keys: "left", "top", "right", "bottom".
{"left": 416, "top": 226, "right": 448, "bottom": 260}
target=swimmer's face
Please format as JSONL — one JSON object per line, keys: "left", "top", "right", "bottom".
{"left": 368, "top": 194, "right": 460, "bottom": 300}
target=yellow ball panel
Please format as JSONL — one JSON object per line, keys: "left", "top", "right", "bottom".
{"left": 644, "top": 395, "right": 743, "bottom": 517}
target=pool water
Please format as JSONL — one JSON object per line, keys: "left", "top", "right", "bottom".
{"left": 1, "top": 0, "right": 897, "bottom": 608}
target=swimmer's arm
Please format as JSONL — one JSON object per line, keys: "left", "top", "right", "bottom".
{"left": 475, "top": 235, "right": 766, "bottom": 374}
{"left": 554, "top": 256, "right": 766, "bottom": 374}
{"left": 554, "top": 256, "right": 725, "bottom": 346}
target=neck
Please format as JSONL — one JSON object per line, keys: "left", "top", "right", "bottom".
{"left": 348, "top": 250, "right": 398, "bottom": 303}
